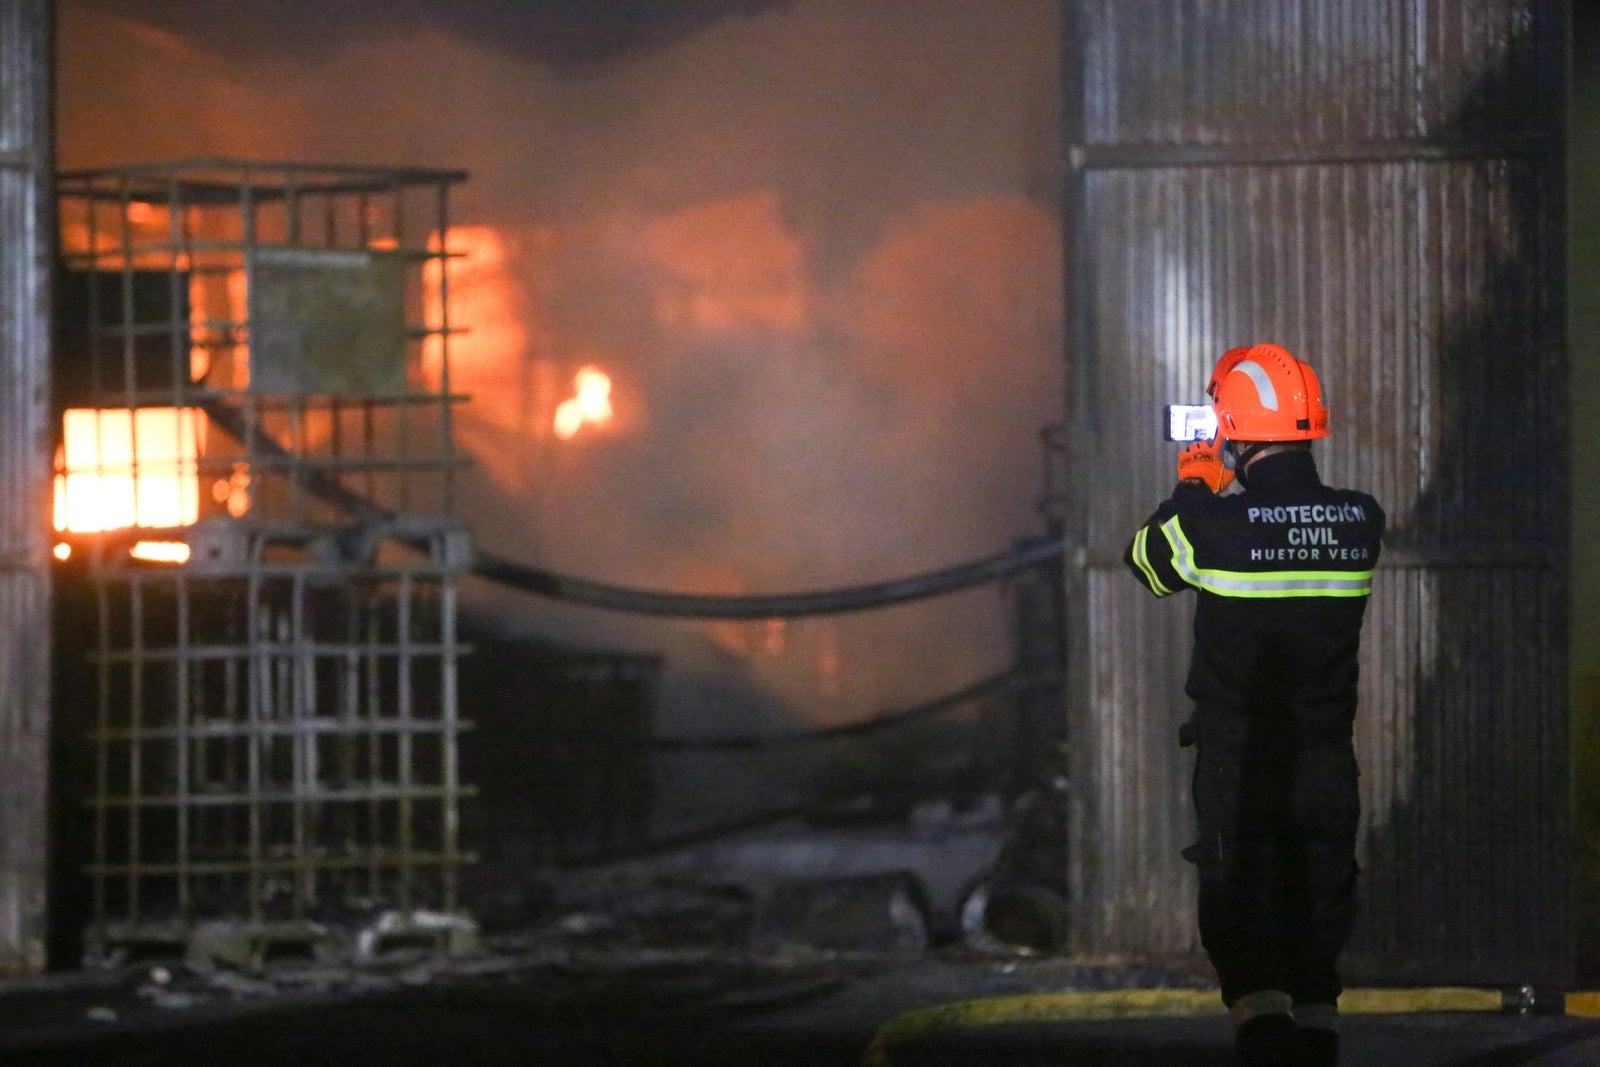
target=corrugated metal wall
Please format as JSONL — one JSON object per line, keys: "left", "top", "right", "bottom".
{"left": 1062, "top": 0, "right": 1570, "bottom": 983}
{"left": 0, "top": 0, "right": 54, "bottom": 973}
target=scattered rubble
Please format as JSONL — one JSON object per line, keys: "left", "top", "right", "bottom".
{"left": 0, "top": 799, "right": 1112, "bottom": 1054}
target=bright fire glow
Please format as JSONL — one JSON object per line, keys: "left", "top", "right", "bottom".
{"left": 54, "top": 407, "right": 204, "bottom": 532}
{"left": 53, "top": 543, "right": 71, "bottom": 562}
{"left": 553, "top": 366, "right": 614, "bottom": 440}
{"left": 130, "top": 541, "right": 192, "bottom": 564}
{"left": 420, "top": 227, "right": 527, "bottom": 417}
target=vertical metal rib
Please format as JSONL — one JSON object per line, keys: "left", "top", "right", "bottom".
{"left": 0, "top": 0, "right": 52, "bottom": 973}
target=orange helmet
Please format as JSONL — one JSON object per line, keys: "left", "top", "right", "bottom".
{"left": 1206, "top": 343, "right": 1329, "bottom": 442}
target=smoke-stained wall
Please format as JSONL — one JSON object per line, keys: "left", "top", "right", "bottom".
{"left": 55, "top": 1, "right": 1064, "bottom": 832}
{"left": 1064, "top": 0, "right": 1569, "bottom": 982}
{"left": 0, "top": 0, "right": 53, "bottom": 973}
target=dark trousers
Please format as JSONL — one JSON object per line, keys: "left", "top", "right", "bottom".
{"left": 1185, "top": 707, "right": 1360, "bottom": 1007}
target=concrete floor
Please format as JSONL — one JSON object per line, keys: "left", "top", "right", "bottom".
{"left": 2, "top": 950, "right": 1598, "bottom": 1066}
{"left": 8, "top": 816, "right": 1592, "bottom": 1065}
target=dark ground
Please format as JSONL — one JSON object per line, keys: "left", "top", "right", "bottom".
{"left": 9, "top": 820, "right": 1597, "bottom": 1066}
{"left": 3, "top": 948, "right": 1600, "bottom": 1067}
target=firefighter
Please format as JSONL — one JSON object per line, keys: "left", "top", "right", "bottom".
{"left": 1124, "top": 343, "right": 1385, "bottom": 1067}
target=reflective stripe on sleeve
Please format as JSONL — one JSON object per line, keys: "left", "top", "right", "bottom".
{"left": 1131, "top": 527, "right": 1177, "bottom": 597}
{"left": 1159, "top": 516, "right": 1373, "bottom": 598}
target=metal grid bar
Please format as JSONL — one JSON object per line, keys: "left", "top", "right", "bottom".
{"left": 94, "top": 721, "right": 470, "bottom": 742}
{"left": 92, "top": 785, "right": 471, "bottom": 808}
{"left": 92, "top": 643, "right": 465, "bottom": 664}
{"left": 174, "top": 570, "right": 191, "bottom": 916}
{"left": 440, "top": 576, "right": 461, "bottom": 911}
{"left": 396, "top": 574, "right": 414, "bottom": 909}
{"left": 87, "top": 852, "right": 465, "bottom": 877}
{"left": 434, "top": 180, "right": 457, "bottom": 516}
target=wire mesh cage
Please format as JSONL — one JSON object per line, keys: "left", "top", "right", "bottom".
{"left": 53, "top": 160, "right": 477, "bottom": 963}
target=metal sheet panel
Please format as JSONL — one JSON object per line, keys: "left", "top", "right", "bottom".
{"left": 1078, "top": 0, "right": 1563, "bottom": 147}
{"left": 247, "top": 247, "right": 408, "bottom": 396}
{"left": 0, "top": 0, "right": 53, "bottom": 974}
{"left": 1064, "top": 0, "right": 1568, "bottom": 982}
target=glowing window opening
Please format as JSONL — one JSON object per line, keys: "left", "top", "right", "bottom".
{"left": 54, "top": 407, "right": 205, "bottom": 533}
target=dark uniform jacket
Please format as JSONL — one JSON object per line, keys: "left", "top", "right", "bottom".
{"left": 1124, "top": 449, "right": 1385, "bottom": 733}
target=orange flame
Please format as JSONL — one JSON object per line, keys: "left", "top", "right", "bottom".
{"left": 130, "top": 540, "right": 192, "bottom": 564}
{"left": 553, "top": 366, "right": 614, "bottom": 440}
{"left": 420, "top": 226, "right": 527, "bottom": 426}
{"left": 54, "top": 407, "right": 204, "bottom": 532}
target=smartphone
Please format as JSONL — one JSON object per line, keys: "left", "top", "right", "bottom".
{"left": 1165, "top": 404, "right": 1218, "bottom": 442}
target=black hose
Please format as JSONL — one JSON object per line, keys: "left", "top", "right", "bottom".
{"left": 472, "top": 537, "right": 1064, "bottom": 619}
{"left": 201, "top": 396, "right": 1065, "bottom": 619}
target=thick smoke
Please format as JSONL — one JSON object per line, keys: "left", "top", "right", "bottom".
{"left": 59, "top": 0, "right": 1062, "bottom": 827}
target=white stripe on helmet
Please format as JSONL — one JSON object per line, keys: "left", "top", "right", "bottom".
{"left": 1230, "top": 360, "right": 1279, "bottom": 411}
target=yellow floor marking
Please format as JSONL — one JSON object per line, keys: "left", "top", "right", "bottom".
{"left": 863, "top": 986, "right": 1600, "bottom": 1064}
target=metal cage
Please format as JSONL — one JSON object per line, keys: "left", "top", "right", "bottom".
{"left": 53, "top": 160, "right": 477, "bottom": 964}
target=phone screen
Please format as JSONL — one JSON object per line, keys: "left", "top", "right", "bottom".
{"left": 1165, "top": 404, "right": 1217, "bottom": 442}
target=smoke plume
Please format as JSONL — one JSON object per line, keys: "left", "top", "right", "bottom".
{"left": 58, "top": 0, "right": 1063, "bottom": 824}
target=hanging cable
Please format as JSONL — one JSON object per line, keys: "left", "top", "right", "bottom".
{"left": 201, "top": 397, "right": 1065, "bottom": 620}
{"left": 472, "top": 537, "right": 1063, "bottom": 619}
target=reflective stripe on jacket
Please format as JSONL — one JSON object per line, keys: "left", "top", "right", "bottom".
{"left": 1124, "top": 449, "right": 1385, "bottom": 722}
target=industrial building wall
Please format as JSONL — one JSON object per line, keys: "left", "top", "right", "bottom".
{"left": 1062, "top": 0, "right": 1570, "bottom": 982}
{"left": 0, "top": 0, "right": 53, "bottom": 973}
{"left": 1571, "top": 4, "right": 1600, "bottom": 980}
